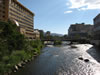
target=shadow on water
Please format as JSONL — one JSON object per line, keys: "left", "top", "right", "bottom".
{"left": 86, "top": 46, "right": 100, "bottom": 63}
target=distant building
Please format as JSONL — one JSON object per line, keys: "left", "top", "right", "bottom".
{"left": 34, "top": 29, "right": 40, "bottom": 40}
{"left": 0, "top": 0, "right": 35, "bottom": 40}
{"left": 90, "top": 14, "right": 100, "bottom": 46}
{"left": 68, "top": 23, "right": 93, "bottom": 39}
{"left": 38, "top": 30, "right": 44, "bottom": 40}
{"left": 93, "top": 14, "right": 100, "bottom": 40}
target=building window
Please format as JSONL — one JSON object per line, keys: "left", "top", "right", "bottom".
{"left": 3, "top": 11, "right": 5, "bottom": 13}
{"left": 2, "top": 16, "right": 5, "bottom": 18}
{"left": 3, "top": 2, "right": 5, "bottom": 5}
{"left": 3, "top": 6, "right": 5, "bottom": 9}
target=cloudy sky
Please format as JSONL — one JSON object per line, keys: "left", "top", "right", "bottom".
{"left": 19, "top": 0, "right": 100, "bottom": 34}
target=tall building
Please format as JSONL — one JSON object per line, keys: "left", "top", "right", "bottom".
{"left": 0, "top": 0, "right": 35, "bottom": 39}
{"left": 90, "top": 13, "right": 100, "bottom": 46}
{"left": 68, "top": 23, "right": 93, "bottom": 39}
{"left": 93, "top": 14, "right": 100, "bottom": 40}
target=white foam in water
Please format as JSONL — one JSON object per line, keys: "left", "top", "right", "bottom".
{"left": 46, "top": 45, "right": 54, "bottom": 47}
{"left": 54, "top": 55, "right": 59, "bottom": 57}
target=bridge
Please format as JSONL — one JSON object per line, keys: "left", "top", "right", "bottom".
{"left": 41, "top": 39, "right": 90, "bottom": 45}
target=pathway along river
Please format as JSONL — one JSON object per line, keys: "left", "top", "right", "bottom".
{"left": 12, "top": 44, "right": 100, "bottom": 75}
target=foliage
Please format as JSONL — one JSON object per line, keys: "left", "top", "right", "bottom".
{"left": 0, "top": 21, "right": 25, "bottom": 52}
{"left": 39, "top": 30, "right": 44, "bottom": 40}
{"left": 30, "top": 40, "right": 44, "bottom": 54}
{"left": 54, "top": 40, "right": 62, "bottom": 45}
{"left": 0, "top": 21, "right": 44, "bottom": 74}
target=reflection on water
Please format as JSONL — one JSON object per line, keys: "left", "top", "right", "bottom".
{"left": 12, "top": 44, "right": 100, "bottom": 75}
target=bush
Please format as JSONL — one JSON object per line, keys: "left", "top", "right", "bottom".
{"left": 0, "top": 21, "right": 44, "bottom": 74}
{"left": 30, "top": 40, "right": 44, "bottom": 54}
{"left": 54, "top": 40, "right": 62, "bottom": 45}
{"left": 0, "top": 21, "right": 26, "bottom": 52}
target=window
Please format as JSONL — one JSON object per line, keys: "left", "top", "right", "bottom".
{"left": 3, "top": 1, "right": 5, "bottom": 5}
{"left": 2, "top": 16, "right": 5, "bottom": 18}
{"left": 3, "top": 11, "right": 5, "bottom": 13}
{"left": 3, "top": 6, "right": 5, "bottom": 9}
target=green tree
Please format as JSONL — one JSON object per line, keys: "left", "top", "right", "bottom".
{"left": 45, "top": 31, "right": 51, "bottom": 40}
{"left": 0, "top": 21, "right": 44, "bottom": 74}
{"left": 0, "top": 21, "right": 25, "bottom": 53}
{"left": 39, "top": 30, "right": 44, "bottom": 40}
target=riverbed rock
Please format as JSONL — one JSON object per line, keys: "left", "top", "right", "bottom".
{"left": 34, "top": 54, "right": 38, "bottom": 57}
{"left": 14, "top": 65, "right": 18, "bottom": 70}
{"left": 71, "top": 45, "right": 77, "bottom": 48}
{"left": 31, "top": 57, "right": 34, "bottom": 60}
{"left": 78, "top": 57, "right": 83, "bottom": 60}
{"left": 18, "top": 63, "right": 22, "bottom": 68}
{"left": 4, "top": 73, "right": 9, "bottom": 75}
{"left": 13, "top": 65, "right": 18, "bottom": 73}
{"left": 14, "top": 70, "right": 17, "bottom": 73}
{"left": 25, "top": 60, "right": 28, "bottom": 63}
{"left": 84, "top": 59, "right": 89, "bottom": 62}
{"left": 34, "top": 52, "right": 37, "bottom": 55}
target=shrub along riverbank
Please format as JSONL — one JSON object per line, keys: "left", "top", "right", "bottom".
{"left": 54, "top": 40, "right": 62, "bottom": 45}
{"left": 0, "top": 21, "right": 44, "bottom": 75}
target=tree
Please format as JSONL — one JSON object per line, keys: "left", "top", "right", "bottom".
{"left": 0, "top": 21, "right": 25, "bottom": 53}
{"left": 45, "top": 31, "right": 51, "bottom": 40}
{"left": 62, "top": 35, "right": 68, "bottom": 40}
{"left": 46, "top": 31, "right": 50, "bottom": 36}
{"left": 39, "top": 30, "right": 44, "bottom": 40}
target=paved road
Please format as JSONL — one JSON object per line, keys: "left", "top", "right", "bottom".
{"left": 12, "top": 44, "right": 100, "bottom": 75}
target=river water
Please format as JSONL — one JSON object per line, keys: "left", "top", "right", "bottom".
{"left": 12, "top": 44, "right": 100, "bottom": 75}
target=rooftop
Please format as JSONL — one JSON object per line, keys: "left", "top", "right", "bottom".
{"left": 14, "top": 0, "right": 35, "bottom": 16}
{"left": 94, "top": 13, "right": 100, "bottom": 20}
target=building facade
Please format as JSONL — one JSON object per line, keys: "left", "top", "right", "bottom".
{"left": 0, "top": 0, "right": 35, "bottom": 39}
{"left": 34, "top": 29, "right": 40, "bottom": 40}
{"left": 68, "top": 23, "right": 93, "bottom": 40}
{"left": 93, "top": 14, "right": 100, "bottom": 40}
{"left": 90, "top": 13, "right": 100, "bottom": 46}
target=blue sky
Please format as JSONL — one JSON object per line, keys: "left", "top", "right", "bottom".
{"left": 19, "top": 0, "right": 100, "bottom": 34}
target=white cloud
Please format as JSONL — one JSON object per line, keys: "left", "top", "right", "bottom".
{"left": 67, "top": 0, "right": 100, "bottom": 10}
{"left": 64, "top": 10, "right": 73, "bottom": 14}
{"left": 66, "top": 3, "right": 70, "bottom": 6}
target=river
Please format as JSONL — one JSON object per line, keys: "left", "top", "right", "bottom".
{"left": 12, "top": 44, "right": 100, "bottom": 75}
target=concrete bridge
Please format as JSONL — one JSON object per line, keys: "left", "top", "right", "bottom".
{"left": 41, "top": 39, "right": 90, "bottom": 45}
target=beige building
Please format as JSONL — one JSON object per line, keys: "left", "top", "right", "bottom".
{"left": 34, "top": 29, "right": 40, "bottom": 39}
{"left": 0, "top": 0, "right": 36, "bottom": 39}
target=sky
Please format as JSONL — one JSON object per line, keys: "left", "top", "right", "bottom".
{"left": 18, "top": 0, "right": 100, "bottom": 34}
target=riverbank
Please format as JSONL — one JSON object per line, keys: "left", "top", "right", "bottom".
{"left": 0, "top": 21, "right": 44, "bottom": 75}
{"left": 0, "top": 40, "right": 44, "bottom": 75}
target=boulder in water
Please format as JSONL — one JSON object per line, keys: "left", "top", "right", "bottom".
{"left": 84, "top": 59, "right": 89, "bottom": 62}
{"left": 78, "top": 57, "right": 83, "bottom": 60}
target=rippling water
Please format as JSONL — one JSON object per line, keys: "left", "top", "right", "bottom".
{"left": 12, "top": 44, "right": 100, "bottom": 75}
